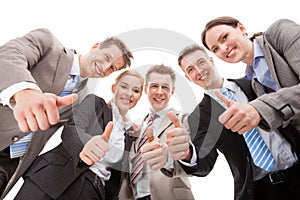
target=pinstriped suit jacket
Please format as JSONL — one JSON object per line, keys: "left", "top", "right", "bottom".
{"left": 250, "top": 19, "right": 300, "bottom": 132}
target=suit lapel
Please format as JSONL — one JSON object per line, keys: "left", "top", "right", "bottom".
{"left": 52, "top": 48, "right": 75, "bottom": 94}
{"left": 155, "top": 108, "right": 179, "bottom": 139}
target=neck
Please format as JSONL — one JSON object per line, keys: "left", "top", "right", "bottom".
{"left": 243, "top": 41, "right": 254, "bottom": 66}
{"left": 207, "top": 78, "right": 224, "bottom": 90}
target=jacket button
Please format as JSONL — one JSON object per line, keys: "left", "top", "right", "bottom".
{"left": 247, "top": 189, "right": 253, "bottom": 195}
{"left": 12, "top": 136, "right": 20, "bottom": 142}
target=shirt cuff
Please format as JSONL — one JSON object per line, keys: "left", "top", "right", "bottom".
{"left": 178, "top": 142, "right": 197, "bottom": 167}
{"left": 0, "top": 82, "right": 41, "bottom": 108}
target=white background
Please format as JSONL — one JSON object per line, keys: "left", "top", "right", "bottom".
{"left": 1, "top": 0, "right": 299, "bottom": 199}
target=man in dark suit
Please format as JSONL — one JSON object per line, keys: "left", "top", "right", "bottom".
{"left": 0, "top": 28, "right": 133, "bottom": 198}
{"left": 165, "top": 44, "right": 300, "bottom": 200}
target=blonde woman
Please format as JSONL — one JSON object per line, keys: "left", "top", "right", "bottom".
{"left": 15, "top": 70, "right": 144, "bottom": 200}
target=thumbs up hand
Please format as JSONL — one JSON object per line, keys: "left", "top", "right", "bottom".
{"left": 140, "top": 127, "right": 168, "bottom": 171}
{"left": 79, "top": 121, "right": 114, "bottom": 165}
{"left": 166, "top": 111, "right": 191, "bottom": 161}
{"left": 214, "top": 90, "right": 261, "bottom": 134}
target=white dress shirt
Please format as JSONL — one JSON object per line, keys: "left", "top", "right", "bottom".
{"left": 90, "top": 103, "right": 132, "bottom": 184}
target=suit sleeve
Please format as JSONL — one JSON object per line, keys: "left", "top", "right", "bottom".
{"left": 250, "top": 19, "right": 300, "bottom": 131}
{"left": 61, "top": 94, "right": 111, "bottom": 165}
{"left": 179, "top": 105, "right": 218, "bottom": 176}
{"left": 0, "top": 28, "right": 56, "bottom": 90}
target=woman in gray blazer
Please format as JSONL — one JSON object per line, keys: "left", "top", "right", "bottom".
{"left": 201, "top": 16, "right": 300, "bottom": 200}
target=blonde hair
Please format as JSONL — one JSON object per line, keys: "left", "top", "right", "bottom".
{"left": 108, "top": 70, "right": 144, "bottom": 104}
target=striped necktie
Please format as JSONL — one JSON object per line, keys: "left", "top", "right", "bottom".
{"left": 130, "top": 113, "right": 157, "bottom": 184}
{"left": 221, "top": 88, "right": 275, "bottom": 171}
{"left": 9, "top": 75, "right": 80, "bottom": 158}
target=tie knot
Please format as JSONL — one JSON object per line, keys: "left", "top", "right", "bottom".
{"left": 220, "top": 87, "right": 236, "bottom": 101}
{"left": 147, "top": 113, "right": 158, "bottom": 126}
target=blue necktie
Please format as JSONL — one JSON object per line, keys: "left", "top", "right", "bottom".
{"left": 10, "top": 75, "right": 80, "bottom": 158}
{"left": 221, "top": 88, "right": 275, "bottom": 171}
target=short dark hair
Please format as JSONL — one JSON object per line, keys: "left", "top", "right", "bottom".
{"left": 100, "top": 37, "right": 134, "bottom": 68}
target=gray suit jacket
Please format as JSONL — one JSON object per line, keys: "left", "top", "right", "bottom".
{"left": 250, "top": 19, "right": 300, "bottom": 132}
{"left": 119, "top": 108, "right": 195, "bottom": 200}
{"left": 0, "top": 29, "right": 88, "bottom": 198}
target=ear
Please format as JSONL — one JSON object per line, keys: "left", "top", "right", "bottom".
{"left": 111, "top": 84, "right": 115, "bottom": 93}
{"left": 171, "top": 87, "right": 175, "bottom": 95}
{"left": 237, "top": 22, "right": 247, "bottom": 35}
{"left": 144, "top": 85, "right": 148, "bottom": 94}
{"left": 209, "top": 57, "right": 214, "bottom": 64}
{"left": 91, "top": 43, "right": 100, "bottom": 50}
{"left": 185, "top": 74, "right": 192, "bottom": 82}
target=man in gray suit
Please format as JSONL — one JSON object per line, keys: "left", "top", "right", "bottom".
{"left": 0, "top": 28, "right": 133, "bottom": 198}
{"left": 119, "top": 64, "right": 194, "bottom": 200}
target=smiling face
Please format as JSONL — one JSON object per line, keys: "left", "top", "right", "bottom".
{"left": 112, "top": 75, "right": 143, "bottom": 114}
{"left": 180, "top": 50, "right": 222, "bottom": 90}
{"left": 145, "top": 72, "right": 174, "bottom": 113}
{"left": 205, "top": 24, "right": 253, "bottom": 65}
{"left": 112, "top": 74, "right": 143, "bottom": 115}
{"left": 80, "top": 44, "right": 125, "bottom": 78}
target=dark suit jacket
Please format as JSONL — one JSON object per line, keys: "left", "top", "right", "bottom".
{"left": 182, "top": 78, "right": 255, "bottom": 200}
{"left": 15, "top": 94, "right": 132, "bottom": 200}
{"left": 181, "top": 78, "right": 300, "bottom": 200}
{"left": 0, "top": 29, "right": 88, "bottom": 199}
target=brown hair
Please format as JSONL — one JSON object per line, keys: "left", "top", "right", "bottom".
{"left": 201, "top": 16, "right": 240, "bottom": 50}
{"left": 100, "top": 37, "right": 134, "bottom": 69}
{"left": 178, "top": 44, "right": 209, "bottom": 69}
{"left": 145, "top": 64, "right": 176, "bottom": 86}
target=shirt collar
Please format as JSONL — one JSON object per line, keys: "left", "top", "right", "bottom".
{"left": 245, "top": 39, "right": 263, "bottom": 79}
{"left": 111, "top": 103, "right": 132, "bottom": 130}
{"left": 150, "top": 104, "right": 171, "bottom": 119}
{"left": 70, "top": 53, "right": 81, "bottom": 76}
{"left": 205, "top": 79, "right": 237, "bottom": 99}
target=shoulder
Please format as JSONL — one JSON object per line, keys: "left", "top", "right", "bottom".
{"left": 265, "top": 18, "right": 297, "bottom": 38}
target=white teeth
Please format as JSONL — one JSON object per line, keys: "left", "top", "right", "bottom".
{"left": 95, "top": 62, "right": 103, "bottom": 76}
{"left": 227, "top": 48, "right": 235, "bottom": 58}
{"left": 200, "top": 74, "right": 208, "bottom": 81}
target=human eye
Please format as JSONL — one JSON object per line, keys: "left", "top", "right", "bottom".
{"left": 222, "top": 34, "right": 228, "bottom": 41}
{"left": 186, "top": 67, "right": 193, "bottom": 74}
{"left": 162, "top": 85, "right": 169, "bottom": 90}
{"left": 110, "top": 65, "right": 117, "bottom": 72}
{"left": 150, "top": 83, "right": 159, "bottom": 89}
{"left": 133, "top": 88, "right": 141, "bottom": 93}
{"left": 212, "top": 47, "right": 219, "bottom": 53}
{"left": 120, "top": 84, "right": 128, "bottom": 89}
{"left": 197, "top": 59, "right": 206, "bottom": 66}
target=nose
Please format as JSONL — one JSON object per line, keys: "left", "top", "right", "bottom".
{"left": 103, "top": 62, "right": 113, "bottom": 76}
{"left": 156, "top": 86, "right": 164, "bottom": 94}
{"left": 221, "top": 44, "right": 228, "bottom": 52}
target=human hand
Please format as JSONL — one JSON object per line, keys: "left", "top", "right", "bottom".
{"left": 13, "top": 89, "right": 78, "bottom": 132}
{"left": 128, "top": 123, "right": 142, "bottom": 139}
{"left": 140, "top": 127, "right": 168, "bottom": 171}
{"left": 215, "top": 90, "right": 261, "bottom": 134}
{"left": 166, "top": 111, "right": 191, "bottom": 161}
{"left": 79, "top": 121, "right": 113, "bottom": 165}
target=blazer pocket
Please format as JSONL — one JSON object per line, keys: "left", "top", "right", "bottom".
{"left": 24, "top": 143, "right": 69, "bottom": 177}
